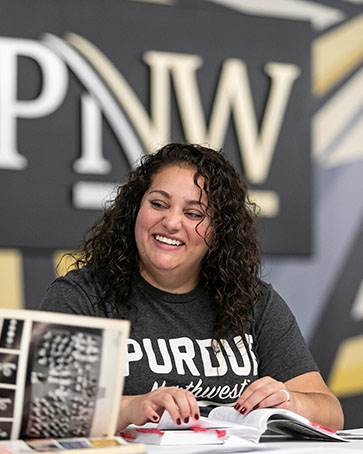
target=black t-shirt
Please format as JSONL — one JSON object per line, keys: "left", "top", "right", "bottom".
{"left": 39, "top": 267, "right": 318, "bottom": 414}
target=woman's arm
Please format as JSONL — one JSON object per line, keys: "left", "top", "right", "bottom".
{"left": 117, "top": 387, "right": 200, "bottom": 430}
{"left": 233, "top": 372, "right": 344, "bottom": 430}
{"left": 285, "top": 371, "right": 344, "bottom": 430}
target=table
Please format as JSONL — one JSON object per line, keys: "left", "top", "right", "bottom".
{"left": 261, "top": 438, "right": 363, "bottom": 452}
{"left": 143, "top": 437, "right": 363, "bottom": 453}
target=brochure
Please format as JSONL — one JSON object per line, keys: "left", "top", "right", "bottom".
{"left": 0, "top": 309, "right": 129, "bottom": 441}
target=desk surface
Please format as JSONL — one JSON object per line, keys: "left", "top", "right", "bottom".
{"left": 144, "top": 438, "right": 363, "bottom": 453}
{"left": 261, "top": 438, "right": 363, "bottom": 452}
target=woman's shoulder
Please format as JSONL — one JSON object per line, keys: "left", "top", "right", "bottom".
{"left": 39, "top": 266, "right": 103, "bottom": 316}
{"left": 253, "top": 279, "right": 293, "bottom": 322}
{"left": 58, "top": 266, "right": 98, "bottom": 288}
{"left": 255, "top": 279, "right": 273, "bottom": 302}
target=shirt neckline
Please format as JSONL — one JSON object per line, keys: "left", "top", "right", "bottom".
{"left": 135, "top": 273, "right": 207, "bottom": 304}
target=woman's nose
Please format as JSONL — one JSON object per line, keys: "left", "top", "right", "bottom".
{"left": 162, "top": 210, "right": 182, "bottom": 231}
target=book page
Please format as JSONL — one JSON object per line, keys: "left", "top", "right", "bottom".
{"left": 157, "top": 410, "right": 242, "bottom": 431}
{"left": 210, "top": 406, "right": 314, "bottom": 430}
{"left": 337, "top": 428, "right": 363, "bottom": 438}
{"left": 208, "top": 406, "right": 257, "bottom": 426}
{"left": 157, "top": 411, "right": 222, "bottom": 430}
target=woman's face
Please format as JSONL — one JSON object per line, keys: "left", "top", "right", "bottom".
{"left": 134, "top": 165, "right": 211, "bottom": 292}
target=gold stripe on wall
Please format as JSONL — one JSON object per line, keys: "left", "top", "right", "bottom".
{"left": 0, "top": 249, "right": 24, "bottom": 309}
{"left": 328, "top": 334, "right": 363, "bottom": 397}
{"left": 313, "top": 13, "right": 363, "bottom": 97}
{"left": 53, "top": 250, "right": 80, "bottom": 277}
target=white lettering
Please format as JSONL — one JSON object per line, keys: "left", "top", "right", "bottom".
{"left": 169, "top": 337, "right": 200, "bottom": 376}
{"left": 207, "top": 60, "right": 301, "bottom": 184}
{"left": 228, "top": 382, "right": 247, "bottom": 400}
{"left": 195, "top": 382, "right": 221, "bottom": 399}
{"left": 235, "top": 335, "right": 258, "bottom": 376}
{"left": 151, "top": 379, "right": 166, "bottom": 391}
{"left": 125, "top": 339, "right": 143, "bottom": 376}
{"left": 145, "top": 52, "right": 300, "bottom": 184}
{"left": 0, "top": 34, "right": 298, "bottom": 195}
{"left": 144, "top": 51, "right": 203, "bottom": 150}
{"left": 43, "top": 32, "right": 144, "bottom": 168}
{"left": 143, "top": 338, "right": 173, "bottom": 374}
{"left": 73, "top": 93, "right": 112, "bottom": 174}
{"left": 0, "top": 37, "right": 68, "bottom": 169}
{"left": 219, "top": 385, "right": 232, "bottom": 399}
{"left": 221, "top": 336, "right": 251, "bottom": 375}
{"left": 197, "top": 338, "right": 228, "bottom": 377}
{"left": 127, "top": 335, "right": 258, "bottom": 379}
{"left": 151, "top": 378, "right": 251, "bottom": 402}
{"left": 60, "top": 39, "right": 298, "bottom": 187}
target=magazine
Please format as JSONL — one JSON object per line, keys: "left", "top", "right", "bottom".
{"left": 0, "top": 309, "right": 132, "bottom": 442}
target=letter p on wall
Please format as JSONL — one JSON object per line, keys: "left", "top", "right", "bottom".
{"left": 0, "top": 37, "right": 68, "bottom": 170}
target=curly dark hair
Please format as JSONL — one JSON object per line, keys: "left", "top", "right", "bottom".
{"left": 75, "top": 143, "right": 260, "bottom": 341}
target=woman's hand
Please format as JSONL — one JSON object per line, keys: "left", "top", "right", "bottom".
{"left": 233, "top": 372, "right": 344, "bottom": 430}
{"left": 117, "top": 387, "right": 200, "bottom": 430}
{"left": 234, "top": 376, "right": 292, "bottom": 416}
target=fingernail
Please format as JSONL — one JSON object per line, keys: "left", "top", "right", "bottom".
{"left": 184, "top": 417, "right": 189, "bottom": 424}
{"left": 194, "top": 414, "right": 199, "bottom": 420}
{"left": 152, "top": 415, "right": 158, "bottom": 421}
{"left": 240, "top": 407, "right": 247, "bottom": 415}
{"left": 234, "top": 403, "right": 240, "bottom": 410}
{"left": 176, "top": 418, "right": 181, "bottom": 425}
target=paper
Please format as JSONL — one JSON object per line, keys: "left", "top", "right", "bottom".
{"left": 0, "top": 309, "right": 130, "bottom": 440}
{"left": 337, "top": 427, "right": 363, "bottom": 438}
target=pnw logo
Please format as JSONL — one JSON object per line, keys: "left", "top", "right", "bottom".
{"left": 0, "top": 33, "right": 301, "bottom": 216}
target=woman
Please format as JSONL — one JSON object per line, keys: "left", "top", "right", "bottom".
{"left": 40, "top": 143, "right": 343, "bottom": 430}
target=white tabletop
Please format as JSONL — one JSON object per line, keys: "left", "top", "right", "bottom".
{"left": 261, "top": 438, "right": 363, "bottom": 452}
{"left": 144, "top": 437, "right": 363, "bottom": 454}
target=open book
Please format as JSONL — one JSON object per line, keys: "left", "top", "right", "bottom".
{"left": 0, "top": 309, "right": 144, "bottom": 453}
{"left": 208, "top": 406, "right": 345, "bottom": 442}
{"left": 122, "top": 406, "right": 345, "bottom": 445}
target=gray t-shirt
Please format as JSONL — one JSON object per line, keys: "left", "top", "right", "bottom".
{"left": 39, "top": 267, "right": 318, "bottom": 414}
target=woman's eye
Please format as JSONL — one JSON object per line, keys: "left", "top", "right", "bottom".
{"left": 185, "top": 212, "right": 204, "bottom": 220}
{"left": 150, "top": 200, "right": 166, "bottom": 209}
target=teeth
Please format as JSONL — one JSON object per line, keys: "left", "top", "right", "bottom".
{"left": 155, "top": 235, "right": 183, "bottom": 246}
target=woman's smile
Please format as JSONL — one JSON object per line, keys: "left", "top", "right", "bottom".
{"left": 153, "top": 234, "right": 185, "bottom": 247}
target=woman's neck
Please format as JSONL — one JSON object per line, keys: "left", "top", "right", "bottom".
{"left": 139, "top": 268, "right": 199, "bottom": 294}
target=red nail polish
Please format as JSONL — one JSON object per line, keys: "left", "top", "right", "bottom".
{"left": 234, "top": 403, "right": 240, "bottom": 410}
{"left": 176, "top": 418, "right": 181, "bottom": 425}
{"left": 194, "top": 414, "right": 199, "bottom": 420}
{"left": 240, "top": 407, "right": 247, "bottom": 415}
{"left": 184, "top": 417, "right": 189, "bottom": 423}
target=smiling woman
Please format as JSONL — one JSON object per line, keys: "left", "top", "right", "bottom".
{"left": 135, "top": 166, "right": 210, "bottom": 293}
{"left": 39, "top": 143, "right": 344, "bottom": 432}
